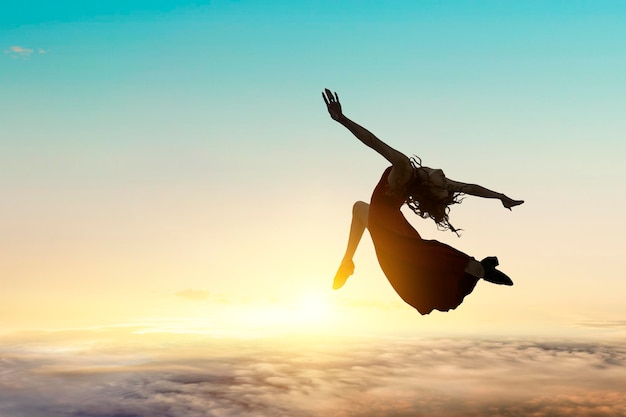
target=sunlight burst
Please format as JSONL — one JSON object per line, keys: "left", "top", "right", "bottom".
{"left": 242, "top": 290, "right": 335, "bottom": 331}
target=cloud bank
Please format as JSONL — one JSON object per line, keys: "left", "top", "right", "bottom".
{"left": 0, "top": 333, "right": 624, "bottom": 417}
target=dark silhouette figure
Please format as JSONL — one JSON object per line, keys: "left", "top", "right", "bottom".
{"left": 323, "top": 89, "right": 523, "bottom": 315}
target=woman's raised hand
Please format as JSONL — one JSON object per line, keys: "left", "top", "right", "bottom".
{"left": 322, "top": 88, "right": 343, "bottom": 121}
{"left": 501, "top": 195, "right": 524, "bottom": 210}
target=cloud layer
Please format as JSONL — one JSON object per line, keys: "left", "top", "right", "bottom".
{"left": 0, "top": 332, "right": 625, "bottom": 417}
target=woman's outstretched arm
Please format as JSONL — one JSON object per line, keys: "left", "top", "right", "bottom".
{"left": 323, "top": 89, "right": 413, "bottom": 189}
{"left": 446, "top": 179, "right": 524, "bottom": 210}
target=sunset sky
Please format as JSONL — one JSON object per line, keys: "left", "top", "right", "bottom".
{"left": 2, "top": 1, "right": 626, "bottom": 415}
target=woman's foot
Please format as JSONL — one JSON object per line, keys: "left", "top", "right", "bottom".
{"left": 332, "top": 259, "right": 355, "bottom": 289}
{"left": 480, "top": 257, "right": 513, "bottom": 286}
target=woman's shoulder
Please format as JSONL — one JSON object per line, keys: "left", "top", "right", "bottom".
{"left": 415, "top": 166, "right": 446, "bottom": 187}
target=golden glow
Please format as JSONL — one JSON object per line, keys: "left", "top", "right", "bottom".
{"left": 239, "top": 290, "right": 335, "bottom": 332}
{"left": 89, "top": 290, "right": 345, "bottom": 339}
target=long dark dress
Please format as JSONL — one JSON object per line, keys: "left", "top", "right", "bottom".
{"left": 368, "top": 167, "right": 479, "bottom": 315}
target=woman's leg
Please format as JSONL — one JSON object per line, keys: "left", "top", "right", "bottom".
{"left": 464, "top": 258, "right": 484, "bottom": 277}
{"left": 333, "top": 201, "right": 369, "bottom": 289}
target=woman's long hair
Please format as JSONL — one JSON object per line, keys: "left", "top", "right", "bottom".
{"left": 405, "top": 157, "right": 464, "bottom": 235}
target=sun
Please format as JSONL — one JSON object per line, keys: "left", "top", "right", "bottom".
{"left": 125, "top": 289, "right": 343, "bottom": 338}
{"left": 297, "top": 292, "right": 333, "bottom": 323}
{"left": 239, "top": 290, "right": 336, "bottom": 332}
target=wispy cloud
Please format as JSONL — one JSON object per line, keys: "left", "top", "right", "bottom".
{"left": 576, "top": 319, "right": 626, "bottom": 329}
{"left": 4, "top": 45, "right": 46, "bottom": 59}
{"left": 0, "top": 332, "right": 625, "bottom": 417}
{"left": 174, "top": 288, "right": 210, "bottom": 301}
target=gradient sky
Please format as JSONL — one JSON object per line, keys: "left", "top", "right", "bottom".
{"left": 2, "top": 0, "right": 626, "bottom": 338}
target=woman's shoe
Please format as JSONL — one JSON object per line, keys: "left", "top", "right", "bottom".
{"left": 481, "top": 256, "right": 499, "bottom": 269}
{"left": 480, "top": 257, "right": 513, "bottom": 286}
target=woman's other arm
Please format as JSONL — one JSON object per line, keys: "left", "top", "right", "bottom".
{"left": 446, "top": 179, "right": 524, "bottom": 210}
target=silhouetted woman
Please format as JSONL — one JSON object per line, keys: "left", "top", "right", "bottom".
{"left": 323, "top": 89, "right": 523, "bottom": 315}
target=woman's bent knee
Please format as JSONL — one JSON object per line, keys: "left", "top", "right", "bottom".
{"left": 352, "top": 201, "right": 369, "bottom": 223}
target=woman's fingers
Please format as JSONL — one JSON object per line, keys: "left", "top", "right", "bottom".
{"left": 324, "top": 88, "right": 335, "bottom": 103}
{"left": 322, "top": 88, "right": 341, "bottom": 119}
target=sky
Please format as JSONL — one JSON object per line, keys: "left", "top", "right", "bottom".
{"left": 1, "top": 1, "right": 626, "bottom": 415}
